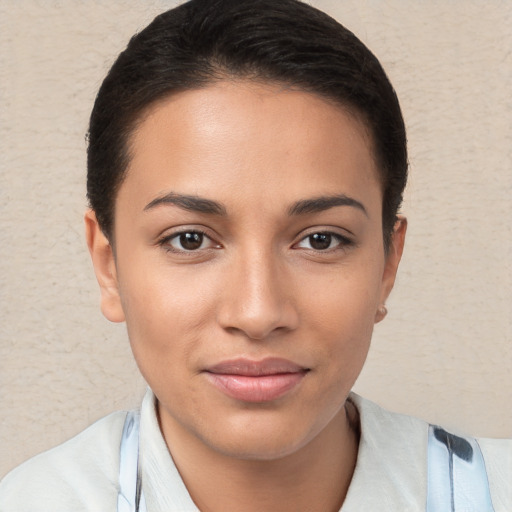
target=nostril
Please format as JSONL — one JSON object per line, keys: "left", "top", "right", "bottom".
{"left": 217, "top": 299, "right": 299, "bottom": 340}
{"left": 215, "top": 256, "right": 300, "bottom": 338}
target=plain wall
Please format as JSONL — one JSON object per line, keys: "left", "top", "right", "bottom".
{"left": 1, "top": 0, "right": 511, "bottom": 478}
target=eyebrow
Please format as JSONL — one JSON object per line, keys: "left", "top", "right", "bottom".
{"left": 144, "top": 192, "right": 227, "bottom": 215}
{"left": 143, "top": 192, "right": 367, "bottom": 217}
{"left": 288, "top": 194, "right": 368, "bottom": 217}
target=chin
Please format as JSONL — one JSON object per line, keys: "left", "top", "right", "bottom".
{"left": 209, "top": 433, "right": 308, "bottom": 461}
{"left": 197, "top": 413, "right": 322, "bottom": 462}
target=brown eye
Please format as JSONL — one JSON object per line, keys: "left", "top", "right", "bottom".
{"left": 177, "top": 232, "right": 204, "bottom": 250}
{"left": 162, "top": 231, "right": 213, "bottom": 252}
{"left": 160, "top": 229, "right": 222, "bottom": 254}
{"left": 159, "top": 229, "right": 222, "bottom": 256}
{"left": 295, "top": 231, "right": 352, "bottom": 252}
{"left": 308, "top": 233, "right": 332, "bottom": 250}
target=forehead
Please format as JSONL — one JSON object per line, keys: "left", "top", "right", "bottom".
{"left": 120, "top": 80, "right": 381, "bottom": 217}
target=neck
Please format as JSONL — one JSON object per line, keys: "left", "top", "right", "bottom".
{"left": 158, "top": 400, "right": 359, "bottom": 512}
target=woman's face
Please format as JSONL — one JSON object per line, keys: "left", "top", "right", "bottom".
{"left": 87, "top": 81, "right": 405, "bottom": 460}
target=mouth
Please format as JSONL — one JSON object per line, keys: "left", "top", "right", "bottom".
{"left": 203, "top": 358, "right": 310, "bottom": 403}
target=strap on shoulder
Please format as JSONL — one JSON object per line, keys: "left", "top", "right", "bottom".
{"left": 427, "top": 425, "right": 495, "bottom": 512}
{"left": 118, "top": 411, "right": 147, "bottom": 512}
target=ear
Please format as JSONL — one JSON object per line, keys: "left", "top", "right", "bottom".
{"left": 84, "top": 210, "right": 125, "bottom": 323}
{"left": 375, "top": 216, "right": 407, "bottom": 323}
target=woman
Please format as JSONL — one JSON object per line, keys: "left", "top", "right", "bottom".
{"left": 1, "top": 0, "right": 510, "bottom": 510}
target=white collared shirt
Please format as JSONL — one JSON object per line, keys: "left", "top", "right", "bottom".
{"left": 1, "top": 389, "right": 510, "bottom": 511}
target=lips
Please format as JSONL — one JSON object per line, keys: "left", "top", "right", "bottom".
{"left": 204, "top": 358, "right": 309, "bottom": 402}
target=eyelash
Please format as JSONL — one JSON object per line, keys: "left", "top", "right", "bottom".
{"left": 158, "top": 229, "right": 353, "bottom": 255}
{"left": 294, "top": 231, "right": 354, "bottom": 253}
{"left": 157, "top": 229, "right": 220, "bottom": 254}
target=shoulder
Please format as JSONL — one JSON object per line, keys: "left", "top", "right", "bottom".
{"left": 348, "top": 393, "right": 511, "bottom": 510}
{"left": 344, "top": 393, "right": 430, "bottom": 508}
{"left": 478, "top": 436, "right": 512, "bottom": 510}
{"left": 0, "top": 410, "right": 127, "bottom": 512}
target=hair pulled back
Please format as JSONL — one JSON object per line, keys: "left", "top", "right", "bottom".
{"left": 87, "top": 0, "right": 407, "bottom": 249}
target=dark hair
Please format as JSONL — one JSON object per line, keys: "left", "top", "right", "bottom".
{"left": 87, "top": 0, "right": 407, "bottom": 249}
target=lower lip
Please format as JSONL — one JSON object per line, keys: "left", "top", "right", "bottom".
{"left": 205, "top": 372, "right": 306, "bottom": 402}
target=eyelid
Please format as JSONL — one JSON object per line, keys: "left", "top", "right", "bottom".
{"left": 295, "top": 225, "right": 354, "bottom": 241}
{"left": 157, "top": 226, "right": 222, "bottom": 253}
{"left": 293, "top": 228, "right": 355, "bottom": 251}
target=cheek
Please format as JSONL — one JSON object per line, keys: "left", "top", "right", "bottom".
{"left": 119, "top": 254, "right": 215, "bottom": 322}
{"left": 119, "top": 277, "right": 211, "bottom": 409}
{"left": 299, "top": 262, "right": 382, "bottom": 371}
{"left": 302, "top": 262, "right": 382, "bottom": 330}
{"left": 115, "top": 259, "right": 218, "bottom": 369}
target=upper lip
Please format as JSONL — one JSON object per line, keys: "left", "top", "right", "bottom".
{"left": 205, "top": 357, "right": 309, "bottom": 376}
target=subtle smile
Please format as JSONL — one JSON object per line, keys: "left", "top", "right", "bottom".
{"left": 204, "top": 358, "right": 310, "bottom": 403}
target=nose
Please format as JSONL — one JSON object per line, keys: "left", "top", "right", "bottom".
{"left": 216, "top": 248, "right": 299, "bottom": 340}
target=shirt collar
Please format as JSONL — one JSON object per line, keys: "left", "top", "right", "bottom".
{"left": 139, "top": 388, "right": 428, "bottom": 511}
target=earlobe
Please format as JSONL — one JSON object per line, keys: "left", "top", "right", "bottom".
{"left": 375, "top": 216, "right": 407, "bottom": 323}
{"left": 84, "top": 210, "right": 125, "bottom": 323}
{"left": 374, "top": 304, "right": 388, "bottom": 323}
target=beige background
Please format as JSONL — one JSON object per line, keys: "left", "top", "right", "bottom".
{"left": 1, "top": 0, "right": 511, "bottom": 479}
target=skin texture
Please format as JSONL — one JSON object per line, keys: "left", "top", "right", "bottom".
{"left": 86, "top": 81, "right": 406, "bottom": 511}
